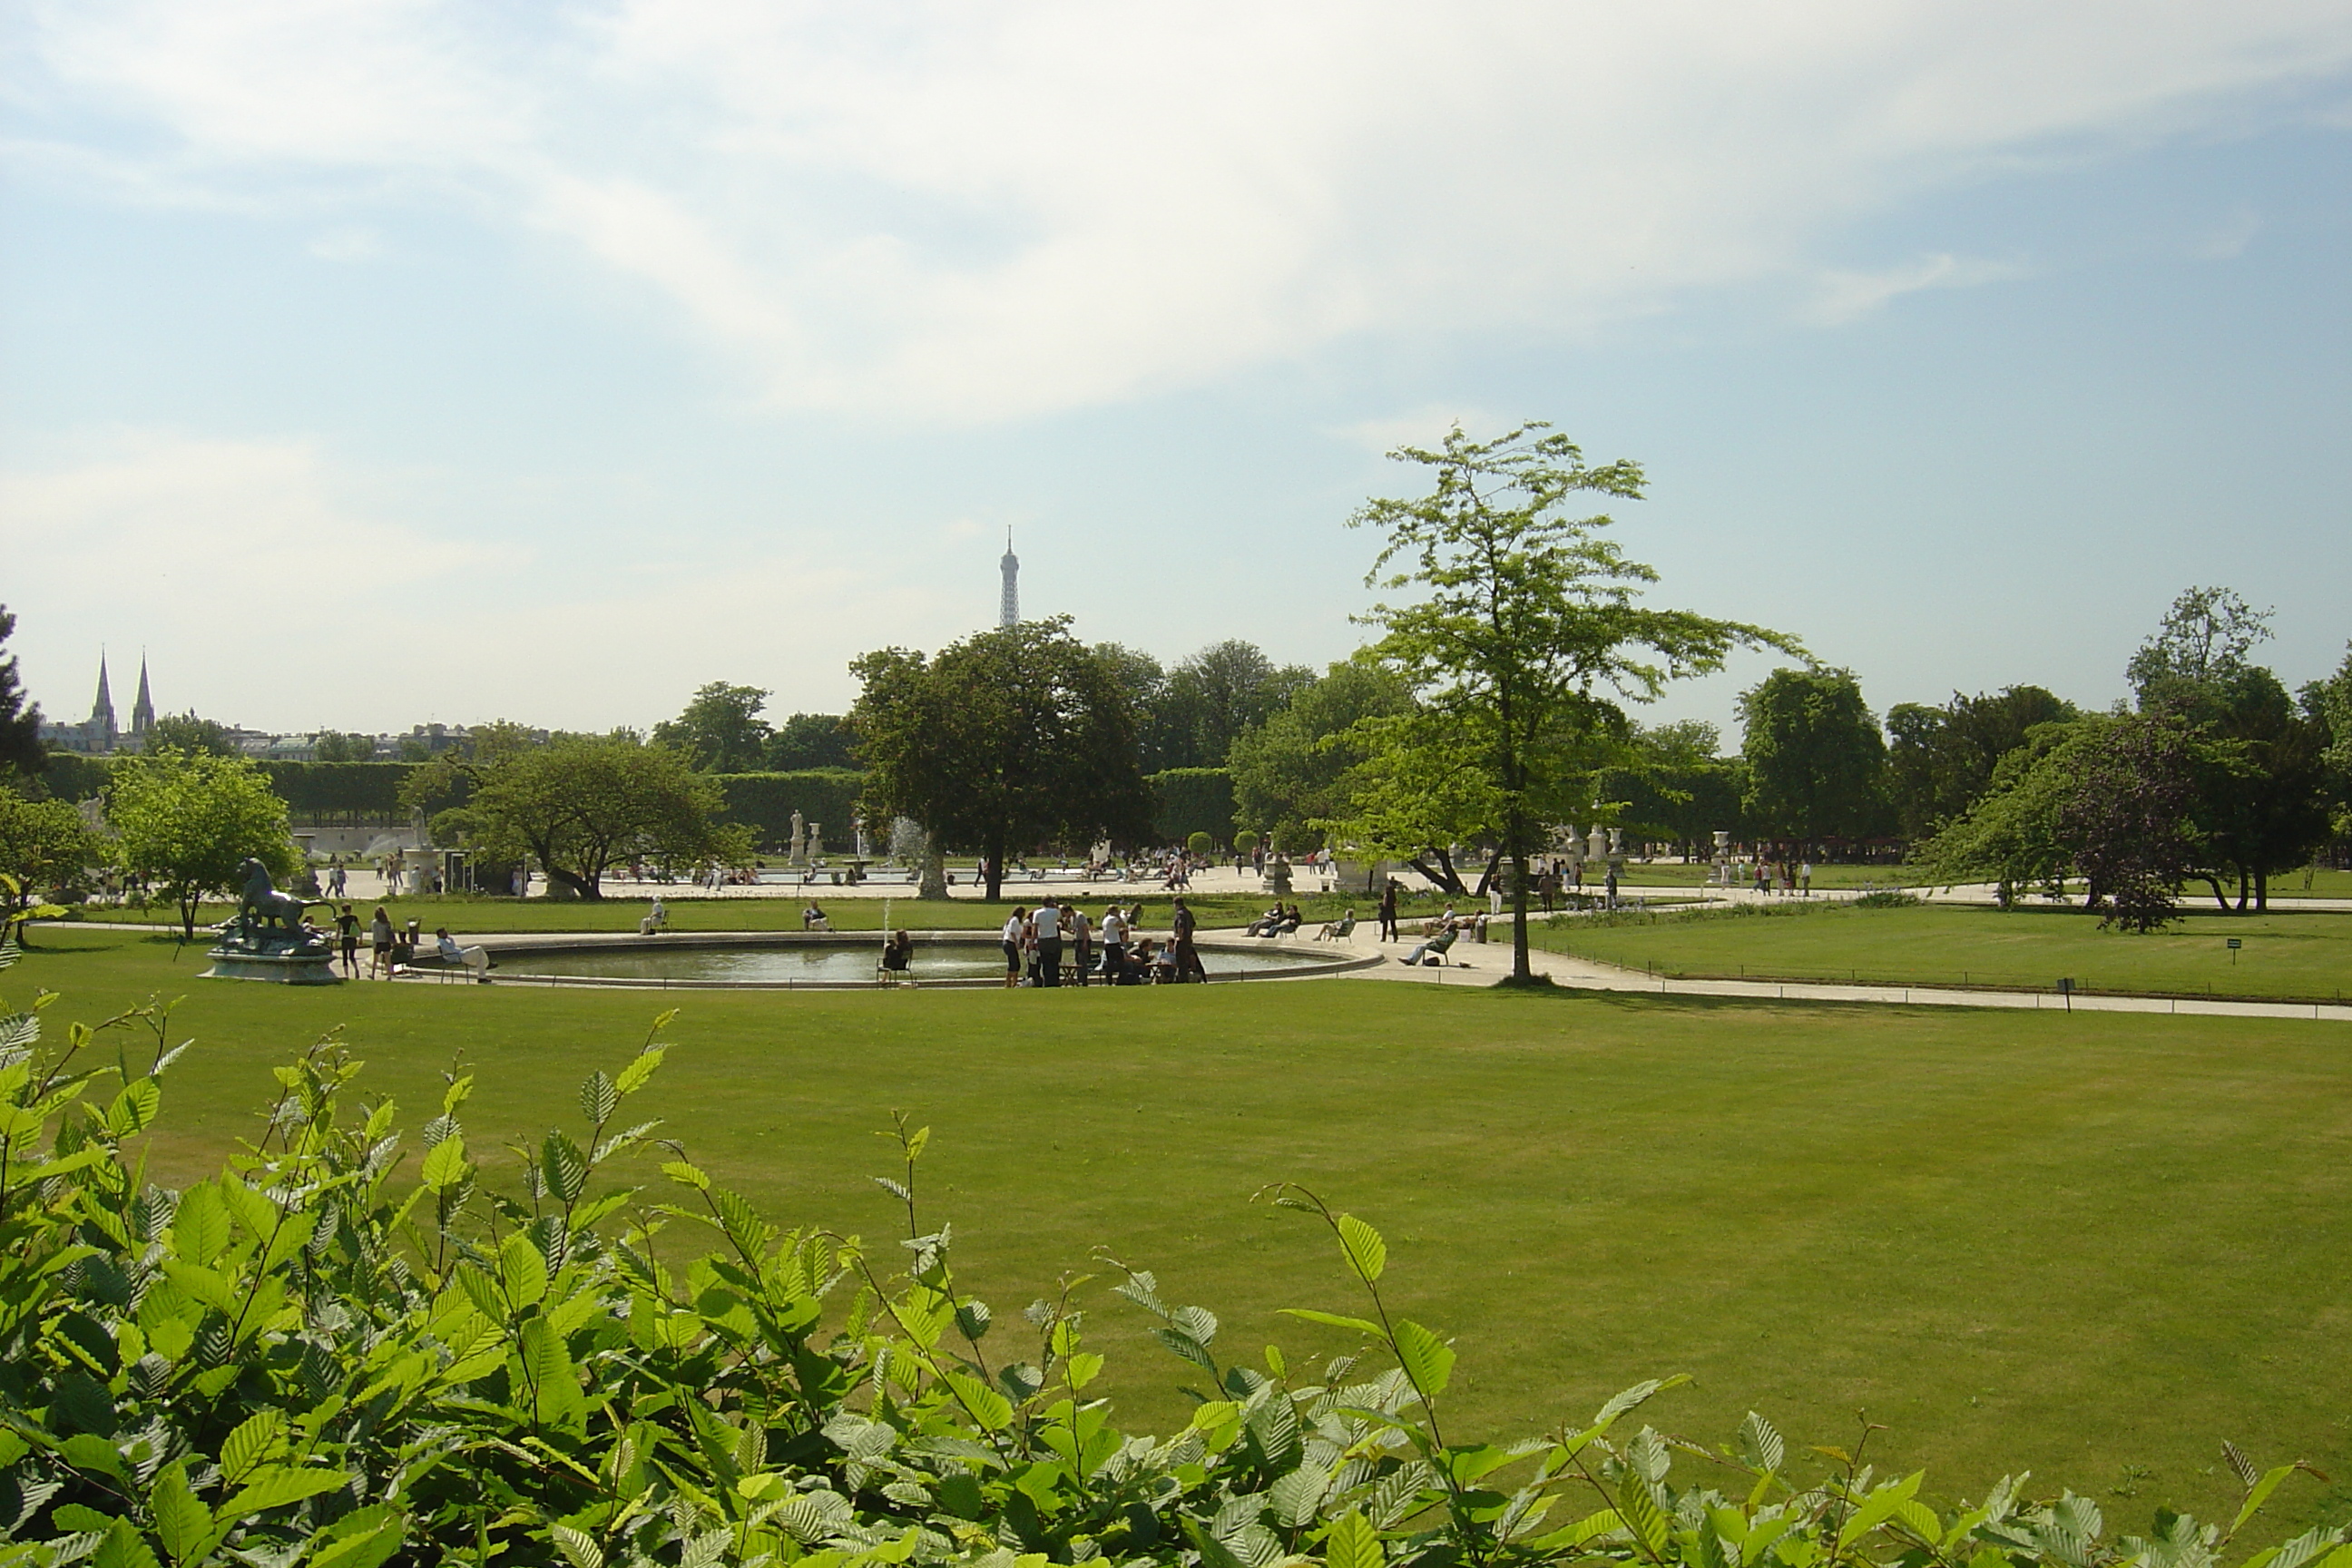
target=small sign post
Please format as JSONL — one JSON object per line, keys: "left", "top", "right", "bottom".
{"left": 2227, "top": 937, "right": 2242, "bottom": 965}
{"left": 2058, "top": 975, "right": 2073, "bottom": 1013}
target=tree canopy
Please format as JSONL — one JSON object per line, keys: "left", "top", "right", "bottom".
{"left": 652, "top": 682, "right": 774, "bottom": 773}
{"left": 409, "top": 732, "right": 751, "bottom": 899}
{"left": 1228, "top": 660, "right": 1414, "bottom": 852}
{"left": 1886, "top": 685, "right": 2079, "bottom": 840}
{"left": 849, "top": 618, "right": 1152, "bottom": 900}
{"left": 763, "top": 711, "right": 857, "bottom": 771}
{"left": 1342, "top": 422, "right": 1797, "bottom": 981}
{"left": 1738, "top": 667, "right": 1890, "bottom": 848}
{"left": 0, "top": 794, "right": 104, "bottom": 926}
{"left": 107, "top": 749, "right": 297, "bottom": 937}
{"left": 0, "top": 605, "right": 44, "bottom": 780}
{"left": 145, "top": 713, "right": 239, "bottom": 758}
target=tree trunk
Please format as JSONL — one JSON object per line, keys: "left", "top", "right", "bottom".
{"left": 2255, "top": 869, "right": 2269, "bottom": 912}
{"left": 1472, "top": 848, "right": 1504, "bottom": 898}
{"left": 917, "top": 826, "right": 948, "bottom": 900}
{"left": 983, "top": 834, "right": 1004, "bottom": 901}
{"left": 1510, "top": 850, "right": 1532, "bottom": 982}
{"left": 2201, "top": 875, "right": 2230, "bottom": 909}
{"left": 181, "top": 896, "right": 200, "bottom": 942}
{"left": 547, "top": 867, "right": 598, "bottom": 902}
{"left": 2234, "top": 866, "right": 2249, "bottom": 913}
{"left": 1407, "top": 848, "right": 1467, "bottom": 897}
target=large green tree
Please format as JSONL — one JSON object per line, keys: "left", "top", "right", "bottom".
{"left": 144, "top": 713, "right": 239, "bottom": 758}
{"left": 1738, "top": 668, "right": 1889, "bottom": 850}
{"left": 652, "top": 682, "right": 774, "bottom": 773}
{"left": 1228, "top": 660, "right": 1414, "bottom": 851}
{"left": 1343, "top": 423, "right": 1796, "bottom": 982}
{"left": 0, "top": 605, "right": 44, "bottom": 780}
{"left": 1603, "top": 720, "right": 1746, "bottom": 857}
{"left": 2130, "top": 588, "right": 2332, "bottom": 909}
{"left": 849, "top": 619, "right": 1152, "bottom": 901}
{"left": 762, "top": 712, "right": 856, "bottom": 771}
{"left": 107, "top": 749, "right": 297, "bottom": 938}
{"left": 0, "top": 794, "right": 105, "bottom": 926}
{"left": 1886, "top": 685, "right": 2079, "bottom": 839}
{"left": 409, "top": 732, "right": 751, "bottom": 899}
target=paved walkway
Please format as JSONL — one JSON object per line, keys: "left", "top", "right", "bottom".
{"left": 1309, "top": 921, "right": 2352, "bottom": 1021}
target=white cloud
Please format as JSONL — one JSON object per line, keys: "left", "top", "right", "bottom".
{"left": 10, "top": 0, "right": 2352, "bottom": 419}
{"left": 307, "top": 225, "right": 384, "bottom": 261}
{"left": 1808, "top": 253, "right": 2030, "bottom": 324}
{"left": 1327, "top": 407, "right": 1505, "bottom": 456}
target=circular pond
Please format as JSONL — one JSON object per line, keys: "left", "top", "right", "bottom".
{"left": 478, "top": 936, "right": 1366, "bottom": 988}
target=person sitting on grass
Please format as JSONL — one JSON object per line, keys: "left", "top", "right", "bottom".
{"left": 1398, "top": 924, "right": 1460, "bottom": 967}
{"left": 802, "top": 901, "right": 830, "bottom": 931}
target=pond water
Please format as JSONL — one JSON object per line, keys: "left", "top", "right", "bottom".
{"left": 497, "top": 940, "right": 1346, "bottom": 985}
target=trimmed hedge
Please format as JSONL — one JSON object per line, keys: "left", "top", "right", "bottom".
{"left": 714, "top": 769, "right": 867, "bottom": 852}
{"left": 1150, "top": 767, "right": 1233, "bottom": 846}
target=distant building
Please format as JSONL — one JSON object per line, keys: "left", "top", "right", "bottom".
{"left": 999, "top": 529, "right": 1020, "bottom": 627}
{"left": 39, "top": 654, "right": 157, "bottom": 755}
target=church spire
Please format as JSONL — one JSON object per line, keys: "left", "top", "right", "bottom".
{"left": 91, "top": 653, "right": 116, "bottom": 737}
{"left": 132, "top": 654, "right": 155, "bottom": 738}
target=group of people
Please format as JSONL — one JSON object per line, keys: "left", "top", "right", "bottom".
{"left": 998, "top": 897, "right": 1211, "bottom": 987}
{"left": 1244, "top": 903, "right": 1304, "bottom": 936}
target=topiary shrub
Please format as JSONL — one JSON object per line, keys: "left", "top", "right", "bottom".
{"left": 0, "top": 938, "right": 2341, "bottom": 1568}
{"left": 1233, "top": 829, "right": 1259, "bottom": 856}
{"left": 1187, "top": 831, "right": 1214, "bottom": 858}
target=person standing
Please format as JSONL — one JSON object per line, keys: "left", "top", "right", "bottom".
{"left": 1001, "top": 907, "right": 1027, "bottom": 988}
{"left": 1068, "top": 902, "right": 1093, "bottom": 986}
{"left": 1799, "top": 861, "right": 1813, "bottom": 897}
{"left": 1036, "top": 901, "right": 1064, "bottom": 987}
{"left": 327, "top": 857, "right": 348, "bottom": 898}
{"left": 1171, "top": 897, "right": 1207, "bottom": 983}
{"left": 1377, "top": 880, "right": 1399, "bottom": 942}
{"left": 368, "top": 906, "right": 395, "bottom": 979}
{"left": 1604, "top": 866, "right": 1620, "bottom": 910}
{"left": 334, "top": 903, "right": 360, "bottom": 977}
{"left": 1099, "top": 902, "right": 1128, "bottom": 983}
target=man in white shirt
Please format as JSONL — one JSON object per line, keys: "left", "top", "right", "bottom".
{"left": 1099, "top": 904, "right": 1128, "bottom": 984}
{"left": 1035, "top": 900, "right": 1065, "bottom": 987}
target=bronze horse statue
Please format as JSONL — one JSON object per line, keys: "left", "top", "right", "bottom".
{"left": 235, "top": 858, "right": 324, "bottom": 940}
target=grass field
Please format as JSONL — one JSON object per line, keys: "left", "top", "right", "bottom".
{"left": 10, "top": 928, "right": 2349, "bottom": 1533}
{"left": 1532, "top": 901, "right": 2352, "bottom": 1002}
{"left": 1605, "top": 865, "right": 2352, "bottom": 898}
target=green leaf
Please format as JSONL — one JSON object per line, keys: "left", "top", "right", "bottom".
{"left": 309, "top": 1510, "right": 405, "bottom": 1568}
{"left": 94, "top": 1519, "right": 162, "bottom": 1568}
{"left": 220, "top": 1410, "right": 286, "bottom": 1484}
{"left": 1617, "top": 1475, "right": 1670, "bottom": 1556}
{"left": 552, "top": 1524, "right": 606, "bottom": 1568}
{"left": 499, "top": 1232, "right": 549, "bottom": 1309}
{"left": 1737, "top": 1410, "right": 1784, "bottom": 1474}
{"left": 1836, "top": 1471, "right": 1924, "bottom": 1552}
{"left": 614, "top": 1047, "right": 666, "bottom": 1096}
{"left": 2234, "top": 1465, "right": 2302, "bottom": 1532}
{"left": 420, "top": 1135, "right": 469, "bottom": 1191}
{"left": 1325, "top": 1510, "right": 1383, "bottom": 1568}
{"left": 1391, "top": 1318, "right": 1455, "bottom": 1397}
{"left": 1278, "top": 1308, "right": 1386, "bottom": 1338}
{"left": 172, "top": 1181, "right": 229, "bottom": 1267}
{"left": 1338, "top": 1213, "right": 1387, "bottom": 1284}
{"left": 220, "top": 1465, "right": 351, "bottom": 1520}
{"left": 544, "top": 1130, "right": 590, "bottom": 1204}
{"left": 149, "top": 1464, "right": 212, "bottom": 1566}
{"left": 579, "top": 1071, "right": 619, "bottom": 1127}
{"left": 106, "top": 1077, "right": 162, "bottom": 1138}
{"left": 942, "top": 1368, "right": 1014, "bottom": 1432}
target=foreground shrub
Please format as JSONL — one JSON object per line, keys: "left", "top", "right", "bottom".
{"left": 0, "top": 942, "right": 2345, "bottom": 1568}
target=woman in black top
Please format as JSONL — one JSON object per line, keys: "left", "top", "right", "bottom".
{"left": 334, "top": 904, "right": 361, "bottom": 977}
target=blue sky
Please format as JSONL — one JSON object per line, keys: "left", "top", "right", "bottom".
{"left": 4, "top": 0, "right": 2348, "bottom": 744}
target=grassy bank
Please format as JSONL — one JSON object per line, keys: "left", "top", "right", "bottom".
{"left": 11, "top": 927, "right": 2349, "bottom": 1531}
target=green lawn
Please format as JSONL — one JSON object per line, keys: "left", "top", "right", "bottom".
{"left": 1532, "top": 901, "right": 2352, "bottom": 1002}
{"left": 11, "top": 929, "right": 2351, "bottom": 1534}
{"left": 1607, "top": 862, "right": 1912, "bottom": 889}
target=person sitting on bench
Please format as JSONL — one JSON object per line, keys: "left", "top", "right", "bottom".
{"left": 1317, "top": 910, "right": 1357, "bottom": 940}
{"left": 1398, "top": 924, "right": 1460, "bottom": 966}
{"left": 639, "top": 896, "right": 669, "bottom": 936}
{"left": 879, "top": 929, "right": 914, "bottom": 980}
{"left": 802, "top": 901, "right": 830, "bottom": 931}
{"left": 1246, "top": 904, "right": 1286, "bottom": 936}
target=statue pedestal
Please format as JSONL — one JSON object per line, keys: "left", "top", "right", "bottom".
{"left": 203, "top": 946, "right": 343, "bottom": 985}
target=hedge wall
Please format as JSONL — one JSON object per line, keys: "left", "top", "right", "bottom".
{"left": 1149, "top": 766, "right": 1233, "bottom": 846}
{"left": 713, "top": 769, "right": 867, "bottom": 852}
